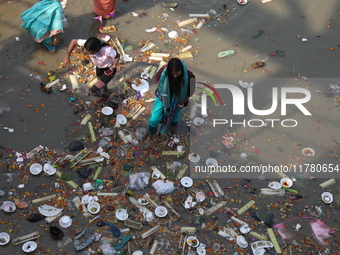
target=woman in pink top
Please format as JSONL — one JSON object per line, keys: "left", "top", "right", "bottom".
{"left": 63, "top": 37, "right": 120, "bottom": 104}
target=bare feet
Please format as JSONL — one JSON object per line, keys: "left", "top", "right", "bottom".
{"left": 95, "top": 97, "right": 109, "bottom": 105}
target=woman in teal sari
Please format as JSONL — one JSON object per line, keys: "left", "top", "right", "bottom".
{"left": 148, "top": 58, "right": 196, "bottom": 137}
{"left": 21, "top": 0, "right": 64, "bottom": 52}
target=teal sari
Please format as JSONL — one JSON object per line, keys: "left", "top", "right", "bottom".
{"left": 21, "top": 0, "right": 63, "bottom": 51}
{"left": 155, "top": 62, "right": 188, "bottom": 133}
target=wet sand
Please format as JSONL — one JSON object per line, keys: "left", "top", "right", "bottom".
{"left": 0, "top": 0, "right": 340, "bottom": 254}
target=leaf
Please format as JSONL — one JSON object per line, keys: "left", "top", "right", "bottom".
{"left": 61, "top": 173, "right": 72, "bottom": 181}
{"left": 167, "top": 171, "right": 175, "bottom": 178}
{"left": 277, "top": 147, "right": 283, "bottom": 152}
{"left": 48, "top": 75, "right": 56, "bottom": 82}
{"left": 247, "top": 160, "right": 256, "bottom": 166}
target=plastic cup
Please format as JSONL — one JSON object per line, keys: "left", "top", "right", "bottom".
{"left": 155, "top": 206, "right": 168, "bottom": 217}
{"left": 205, "top": 158, "right": 218, "bottom": 167}
{"left": 102, "top": 106, "right": 114, "bottom": 115}
{"left": 87, "top": 202, "right": 101, "bottom": 214}
{"left": 30, "top": 163, "right": 43, "bottom": 175}
{"left": 180, "top": 177, "right": 193, "bottom": 188}
{"left": 0, "top": 232, "right": 10, "bottom": 245}
{"left": 168, "top": 31, "right": 179, "bottom": 39}
{"left": 189, "top": 153, "right": 200, "bottom": 163}
{"left": 22, "top": 241, "right": 37, "bottom": 252}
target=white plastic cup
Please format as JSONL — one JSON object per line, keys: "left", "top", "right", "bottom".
{"left": 168, "top": 31, "right": 179, "bottom": 39}
{"left": 237, "top": 235, "right": 248, "bottom": 248}
{"left": 22, "top": 241, "right": 37, "bottom": 252}
{"left": 189, "top": 153, "right": 200, "bottom": 163}
{"left": 205, "top": 158, "right": 218, "bottom": 167}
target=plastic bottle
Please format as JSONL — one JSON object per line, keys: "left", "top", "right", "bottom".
{"left": 218, "top": 50, "right": 235, "bottom": 58}
{"left": 34, "top": 75, "right": 43, "bottom": 82}
{"left": 93, "top": 179, "right": 103, "bottom": 191}
{"left": 196, "top": 20, "right": 205, "bottom": 29}
{"left": 225, "top": 207, "right": 235, "bottom": 216}
{"left": 67, "top": 200, "right": 75, "bottom": 211}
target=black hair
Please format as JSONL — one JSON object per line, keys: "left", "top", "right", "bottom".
{"left": 167, "top": 58, "right": 184, "bottom": 95}
{"left": 84, "top": 37, "right": 109, "bottom": 52}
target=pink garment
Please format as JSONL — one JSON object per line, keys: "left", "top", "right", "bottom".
{"left": 274, "top": 217, "right": 335, "bottom": 247}
{"left": 93, "top": 0, "right": 116, "bottom": 18}
{"left": 77, "top": 40, "right": 117, "bottom": 68}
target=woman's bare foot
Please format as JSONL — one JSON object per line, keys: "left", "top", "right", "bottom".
{"left": 144, "top": 134, "right": 152, "bottom": 143}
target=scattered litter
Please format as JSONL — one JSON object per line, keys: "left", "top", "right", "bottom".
{"left": 145, "top": 27, "right": 157, "bottom": 33}
{"left": 4, "top": 127, "right": 14, "bottom": 133}
{"left": 218, "top": 50, "right": 235, "bottom": 58}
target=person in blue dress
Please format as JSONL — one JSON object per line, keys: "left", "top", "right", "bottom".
{"left": 148, "top": 58, "right": 196, "bottom": 137}
{"left": 21, "top": 0, "right": 64, "bottom": 52}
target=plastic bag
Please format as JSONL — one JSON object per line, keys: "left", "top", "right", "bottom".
{"left": 0, "top": 106, "right": 10, "bottom": 115}
{"left": 99, "top": 128, "right": 114, "bottom": 137}
{"left": 5, "top": 173, "right": 15, "bottom": 182}
{"left": 77, "top": 167, "right": 92, "bottom": 179}
{"left": 152, "top": 180, "right": 175, "bottom": 194}
{"left": 274, "top": 217, "right": 335, "bottom": 246}
{"left": 173, "top": 161, "right": 182, "bottom": 171}
{"left": 143, "top": 210, "right": 154, "bottom": 222}
{"left": 68, "top": 141, "right": 84, "bottom": 152}
{"left": 135, "top": 127, "right": 147, "bottom": 142}
{"left": 129, "top": 172, "right": 150, "bottom": 190}
{"left": 100, "top": 244, "right": 117, "bottom": 255}
{"left": 98, "top": 137, "right": 111, "bottom": 148}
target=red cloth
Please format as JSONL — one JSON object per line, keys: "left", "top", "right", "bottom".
{"left": 93, "top": 0, "right": 116, "bottom": 18}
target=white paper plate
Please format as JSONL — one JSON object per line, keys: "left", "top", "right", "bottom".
{"left": 196, "top": 192, "right": 206, "bottom": 202}
{"left": 43, "top": 164, "right": 56, "bottom": 175}
{"left": 132, "top": 79, "right": 149, "bottom": 92}
{"left": 38, "top": 205, "right": 63, "bottom": 217}
{"left": 186, "top": 236, "right": 199, "bottom": 247}
{"left": 268, "top": 181, "right": 282, "bottom": 190}
{"left": 102, "top": 106, "right": 114, "bottom": 115}
{"left": 116, "top": 209, "right": 129, "bottom": 221}
{"left": 155, "top": 206, "right": 168, "bottom": 217}
{"left": 81, "top": 195, "right": 98, "bottom": 205}
{"left": 138, "top": 198, "right": 148, "bottom": 206}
